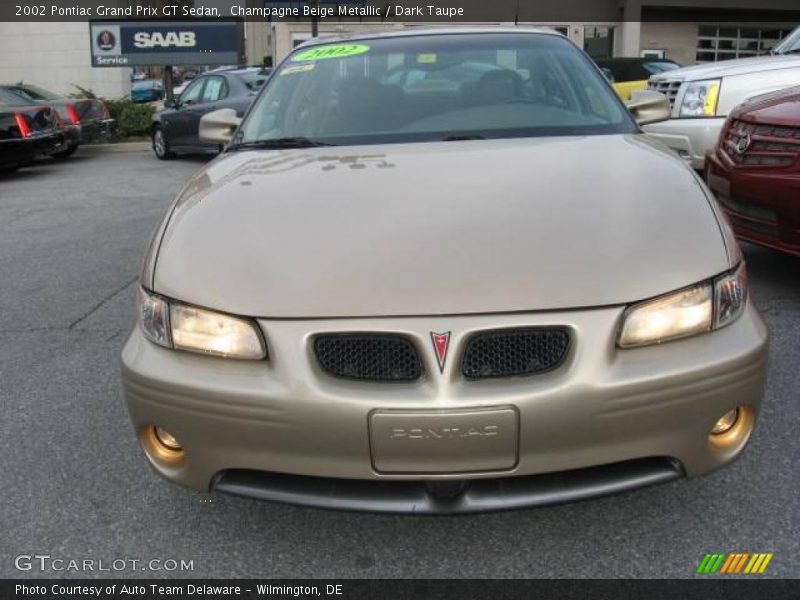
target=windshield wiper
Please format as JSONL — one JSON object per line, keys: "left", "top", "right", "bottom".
{"left": 441, "top": 134, "right": 486, "bottom": 141}
{"left": 777, "top": 48, "right": 800, "bottom": 55}
{"left": 228, "top": 136, "right": 335, "bottom": 150}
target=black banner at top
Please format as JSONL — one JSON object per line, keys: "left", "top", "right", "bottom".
{"left": 3, "top": 0, "right": 800, "bottom": 22}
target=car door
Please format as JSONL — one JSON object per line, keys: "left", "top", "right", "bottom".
{"left": 216, "top": 75, "right": 256, "bottom": 117}
{"left": 168, "top": 77, "right": 206, "bottom": 148}
{"left": 192, "top": 75, "right": 231, "bottom": 148}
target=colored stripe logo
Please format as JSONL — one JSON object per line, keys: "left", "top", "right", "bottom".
{"left": 696, "top": 553, "right": 773, "bottom": 574}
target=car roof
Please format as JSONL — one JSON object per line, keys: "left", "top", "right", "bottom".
{"left": 293, "top": 26, "right": 564, "bottom": 50}
{"left": 225, "top": 67, "right": 271, "bottom": 75}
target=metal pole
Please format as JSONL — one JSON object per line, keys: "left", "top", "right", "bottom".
{"left": 164, "top": 65, "right": 174, "bottom": 104}
{"left": 310, "top": 0, "right": 319, "bottom": 37}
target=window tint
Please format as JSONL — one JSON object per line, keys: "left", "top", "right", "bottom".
{"left": 0, "top": 88, "right": 34, "bottom": 106}
{"left": 133, "top": 81, "right": 162, "bottom": 91}
{"left": 237, "top": 70, "right": 271, "bottom": 90}
{"left": 241, "top": 33, "right": 635, "bottom": 147}
{"left": 202, "top": 77, "right": 227, "bottom": 103}
{"left": 641, "top": 61, "right": 680, "bottom": 75}
{"left": 180, "top": 79, "right": 204, "bottom": 104}
{"left": 12, "top": 85, "right": 60, "bottom": 101}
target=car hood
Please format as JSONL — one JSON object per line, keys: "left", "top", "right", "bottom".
{"left": 731, "top": 85, "right": 800, "bottom": 126}
{"left": 152, "top": 135, "right": 729, "bottom": 318}
{"left": 649, "top": 54, "right": 800, "bottom": 82}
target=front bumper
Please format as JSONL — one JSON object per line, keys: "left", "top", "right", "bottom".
{"left": 706, "top": 151, "right": 800, "bottom": 257}
{"left": 643, "top": 117, "right": 726, "bottom": 170}
{"left": 121, "top": 302, "right": 768, "bottom": 512}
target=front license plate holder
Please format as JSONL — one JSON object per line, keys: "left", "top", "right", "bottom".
{"left": 369, "top": 407, "right": 519, "bottom": 474}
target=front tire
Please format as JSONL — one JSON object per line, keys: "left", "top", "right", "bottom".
{"left": 152, "top": 126, "right": 175, "bottom": 160}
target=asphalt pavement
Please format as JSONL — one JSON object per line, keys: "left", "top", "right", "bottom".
{"left": 0, "top": 149, "right": 797, "bottom": 579}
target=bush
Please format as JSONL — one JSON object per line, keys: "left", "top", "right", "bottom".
{"left": 69, "top": 85, "right": 97, "bottom": 99}
{"left": 102, "top": 98, "right": 130, "bottom": 124}
{"left": 104, "top": 99, "right": 155, "bottom": 138}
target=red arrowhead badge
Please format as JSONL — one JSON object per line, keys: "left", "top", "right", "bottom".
{"left": 430, "top": 331, "right": 451, "bottom": 373}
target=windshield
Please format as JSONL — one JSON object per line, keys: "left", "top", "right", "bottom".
{"left": 239, "top": 33, "right": 636, "bottom": 147}
{"left": 642, "top": 61, "right": 680, "bottom": 74}
{"left": 0, "top": 88, "right": 34, "bottom": 106}
{"left": 133, "top": 81, "right": 161, "bottom": 91}
{"left": 773, "top": 26, "right": 800, "bottom": 54}
{"left": 14, "top": 84, "right": 60, "bottom": 101}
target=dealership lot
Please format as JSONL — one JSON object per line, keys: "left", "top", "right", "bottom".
{"left": 1, "top": 150, "right": 798, "bottom": 578}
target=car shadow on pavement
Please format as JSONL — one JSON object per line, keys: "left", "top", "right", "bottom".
{"left": 742, "top": 243, "right": 800, "bottom": 302}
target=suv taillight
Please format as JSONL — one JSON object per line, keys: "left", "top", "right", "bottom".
{"left": 14, "top": 113, "right": 31, "bottom": 138}
{"left": 66, "top": 104, "right": 80, "bottom": 125}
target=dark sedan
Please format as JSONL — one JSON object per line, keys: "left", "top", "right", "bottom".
{"left": 0, "top": 90, "right": 64, "bottom": 172}
{"left": 0, "top": 84, "right": 114, "bottom": 158}
{"left": 151, "top": 67, "right": 271, "bottom": 160}
{"left": 706, "top": 86, "right": 800, "bottom": 258}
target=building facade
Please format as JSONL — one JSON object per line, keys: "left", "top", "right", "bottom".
{"left": 0, "top": 22, "right": 131, "bottom": 98}
{"left": 248, "top": 0, "right": 799, "bottom": 66}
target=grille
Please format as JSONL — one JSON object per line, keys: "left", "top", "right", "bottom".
{"left": 728, "top": 214, "right": 781, "bottom": 239}
{"left": 647, "top": 78, "right": 682, "bottom": 107}
{"left": 461, "top": 328, "right": 570, "bottom": 379}
{"left": 314, "top": 334, "right": 422, "bottom": 382}
{"left": 717, "top": 194, "right": 777, "bottom": 224}
{"left": 723, "top": 119, "right": 800, "bottom": 168}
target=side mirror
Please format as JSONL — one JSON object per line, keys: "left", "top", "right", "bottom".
{"left": 200, "top": 108, "right": 241, "bottom": 144}
{"left": 626, "top": 89, "right": 671, "bottom": 126}
{"left": 164, "top": 99, "right": 177, "bottom": 109}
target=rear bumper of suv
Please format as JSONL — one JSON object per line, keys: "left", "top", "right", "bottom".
{"left": 122, "top": 302, "right": 767, "bottom": 513}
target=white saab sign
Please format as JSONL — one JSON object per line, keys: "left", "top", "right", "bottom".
{"left": 133, "top": 31, "right": 197, "bottom": 49}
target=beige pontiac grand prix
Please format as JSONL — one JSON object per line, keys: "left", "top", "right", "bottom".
{"left": 121, "top": 28, "right": 768, "bottom": 513}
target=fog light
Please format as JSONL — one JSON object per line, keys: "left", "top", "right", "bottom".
{"left": 711, "top": 409, "right": 739, "bottom": 435}
{"left": 140, "top": 425, "right": 185, "bottom": 467}
{"left": 154, "top": 426, "right": 182, "bottom": 451}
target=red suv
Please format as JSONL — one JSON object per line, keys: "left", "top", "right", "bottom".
{"left": 706, "top": 86, "right": 800, "bottom": 258}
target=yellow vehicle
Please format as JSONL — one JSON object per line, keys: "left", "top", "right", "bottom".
{"left": 596, "top": 57, "right": 681, "bottom": 100}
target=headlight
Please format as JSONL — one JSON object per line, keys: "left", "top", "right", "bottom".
{"left": 137, "top": 288, "right": 267, "bottom": 360}
{"left": 618, "top": 284, "right": 712, "bottom": 348}
{"left": 679, "top": 79, "right": 721, "bottom": 117}
{"left": 714, "top": 262, "right": 747, "bottom": 329}
{"left": 618, "top": 263, "right": 747, "bottom": 348}
{"left": 138, "top": 287, "right": 171, "bottom": 348}
{"left": 170, "top": 304, "right": 266, "bottom": 359}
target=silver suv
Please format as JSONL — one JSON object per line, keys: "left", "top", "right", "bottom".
{"left": 644, "top": 26, "right": 800, "bottom": 170}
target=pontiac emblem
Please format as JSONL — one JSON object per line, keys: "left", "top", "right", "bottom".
{"left": 430, "top": 332, "right": 451, "bottom": 373}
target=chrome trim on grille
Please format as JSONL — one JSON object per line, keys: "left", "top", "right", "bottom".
{"left": 722, "top": 118, "right": 800, "bottom": 168}
{"left": 647, "top": 78, "right": 682, "bottom": 108}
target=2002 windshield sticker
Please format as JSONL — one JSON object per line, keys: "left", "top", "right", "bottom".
{"left": 292, "top": 44, "right": 370, "bottom": 62}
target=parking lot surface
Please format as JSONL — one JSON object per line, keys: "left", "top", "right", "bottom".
{"left": 1, "top": 150, "right": 798, "bottom": 578}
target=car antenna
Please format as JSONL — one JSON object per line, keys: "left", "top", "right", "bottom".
{"left": 514, "top": 0, "right": 520, "bottom": 25}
